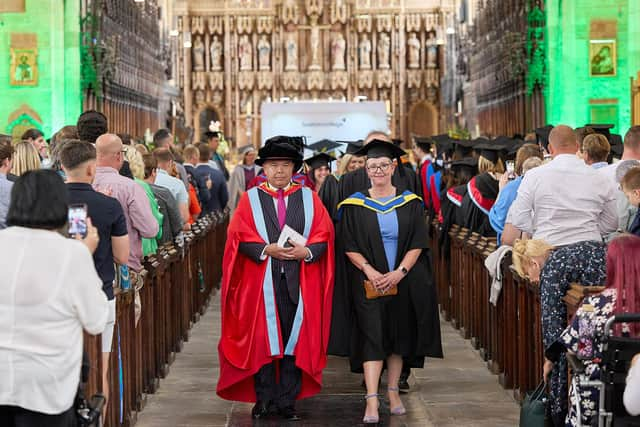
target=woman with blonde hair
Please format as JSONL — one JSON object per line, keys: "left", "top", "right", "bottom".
{"left": 459, "top": 143, "right": 505, "bottom": 236}
{"left": 512, "top": 238, "right": 606, "bottom": 426}
{"left": 12, "top": 141, "right": 41, "bottom": 176}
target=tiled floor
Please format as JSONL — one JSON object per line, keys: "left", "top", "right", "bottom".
{"left": 136, "top": 295, "right": 520, "bottom": 427}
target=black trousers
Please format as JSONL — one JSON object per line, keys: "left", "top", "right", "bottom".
{"left": 254, "top": 274, "right": 302, "bottom": 409}
{"left": 0, "top": 405, "right": 76, "bottom": 427}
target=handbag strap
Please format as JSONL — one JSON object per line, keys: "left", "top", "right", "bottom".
{"left": 530, "top": 381, "right": 547, "bottom": 401}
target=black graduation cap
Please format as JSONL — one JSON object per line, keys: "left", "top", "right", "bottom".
{"left": 610, "top": 143, "right": 624, "bottom": 159}
{"left": 355, "top": 139, "right": 406, "bottom": 159}
{"left": 204, "top": 130, "right": 220, "bottom": 139}
{"left": 306, "top": 139, "right": 341, "bottom": 153}
{"left": 475, "top": 141, "right": 508, "bottom": 163}
{"left": 391, "top": 138, "right": 403, "bottom": 147}
{"left": 451, "top": 139, "right": 474, "bottom": 157}
{"left": 304, "top": 152, "right": 335, "bottom": 170}
{"left": 344, "top": 140, "right": 364, "bottom": 155}
{"left": 585, "top": 124, "right": 614, "bottom": 138}
{"left": 431, "top": 135, "right": 454, "bottom": 158}
{"left": 450, "top": 157, "right": 478, "bottom": 176}
{"left": 507, "top": 140, "right": 527, "bottom": 158}
{"left": 535, "top": 125, "right": 554, "bottom": 150}
{"left": 414, "top": 136, "right": 434, "bottom": 152}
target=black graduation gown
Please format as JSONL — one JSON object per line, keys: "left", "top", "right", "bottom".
{"left": 438, "top": 184, "right": 467, "bottom": 258}
{"left": 338, "top": 190, "right": 443, "bottom": 372}
{"left": 460, "top": 173, "right": 499, "bottom": 237}
{"left": 318, "top": 174, "right": 340, "bottom": 221}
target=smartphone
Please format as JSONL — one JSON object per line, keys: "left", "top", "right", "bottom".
{"left": 506, "top": 160, "right": 516, "bottom": 180}
{"left": 68, "top": 204, "right": 88, "bottom": 238}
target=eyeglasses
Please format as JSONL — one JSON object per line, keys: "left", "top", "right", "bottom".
{"left": 366, "top": 162, "right": 392, "bottom": 172}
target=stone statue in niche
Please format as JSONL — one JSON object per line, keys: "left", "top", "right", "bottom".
{"left": 192, "top": 35, "right": 205, "bottom": 71}
{"left": 285, "top": 32, "right": 298, "bottom": 71}
{"left": 239, "top": 34, "right": 253, "bottom": 71}
{"left": 426, "top": 31, "right": 438, "bottom": 68}
{"left": 359, "top": 33, "right": 371, "bottom": 69}
{"left": 210, "top": 35, "right": 223, "bottom": 71}
{"left": 309, "top": 16, "right": 322, "bottom": 70}
{"left": 331, "top": 32, "right": 346, "bottom": 70}
{"left": 407, "top": 32, "right": 421, "bottom": 69}
{"left": 258, "top": 35, "right": 271, "bottom": 71}
{"left": 377, "top": 32, "right": 390, "bottom": 69}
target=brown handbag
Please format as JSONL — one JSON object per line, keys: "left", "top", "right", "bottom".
{"left": 363, "top": 279, "right": 398, "bottom": 299}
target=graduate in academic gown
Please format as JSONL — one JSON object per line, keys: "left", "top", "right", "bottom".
{"left": 305, "top": 152, "right": 335, "bottom": 192}
{"left": 413, "top": 137, "right": 435, "bottom": 210}
{"left": 334, "top": 140, "right": 443, "bottom": 424}
{"left": 460, "top": 143, "right": 506, "bottom": 237}
{"left": 318, "top": 141, "right": 364, "bottom": 220}
{"left": 217, "top": 136, "right": 335, "bottom": 421}
{"left": 438, "top": 158, "right": 478, "bottom": 256}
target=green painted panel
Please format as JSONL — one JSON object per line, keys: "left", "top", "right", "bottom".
{"left": 0, "top": 0, "right": 81, "bottom": 138}
{"left": 546, "top": 0, "right": 638, "bottom": 135}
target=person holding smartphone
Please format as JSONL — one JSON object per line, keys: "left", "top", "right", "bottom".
{"left": 0, "top": 170, "right": 108, "bottom": 426}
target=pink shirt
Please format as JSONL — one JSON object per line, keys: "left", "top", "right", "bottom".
{"left": 93, "top": 166, "right": 159, "bottom": 271}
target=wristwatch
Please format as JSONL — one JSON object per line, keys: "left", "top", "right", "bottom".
{"left": 399, "top": 265, "right": 408, "bottom": 275}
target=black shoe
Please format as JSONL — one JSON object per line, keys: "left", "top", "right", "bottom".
{"left": 251, "top": 401, "right": 270, "bottom": 419}
{"left": 398, "top": 373, "right": 410, "bottom": 393}
{"left": 279, "top": 406, "right": 301, "bottom": 421}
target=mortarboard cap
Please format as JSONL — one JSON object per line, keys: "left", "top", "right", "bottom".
{"left": 451, "top": 139, "right": 474, "bottom": 157}
{"left": 475, "top": 141, "right": 508, "bottom": 163}
{"left": 535, "top": 125, "right": 554, "bottom": 150}
{"left": 585, "top": 124, "right": 614, "bottom": 138}
{"left": 355, "top": 139, "right": 407, "bottom": 159}
{"left": 304, "top": 152, "right": 335, "bottom": 170}
{"left": 450, "top": 157, "right": 478, "bottom": 176}
{"left": 306, "top": 139, "right": 341, "bottom": 153}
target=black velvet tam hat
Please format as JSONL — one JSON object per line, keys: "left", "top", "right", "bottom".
{"left": 256, "top": 135, "right": 304, "bottom": 169}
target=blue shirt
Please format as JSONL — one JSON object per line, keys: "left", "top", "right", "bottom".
{"left": 155, "top": 169, "right": 189, "bottom": 205}
{"left": 376, "top": 196, "right": 399, "bottom": 271}
{"left": 0, "top": 174, "right": 12, "bottom": 230}
{"left": 489, "top": 176, "right": 522, "bottom": 245}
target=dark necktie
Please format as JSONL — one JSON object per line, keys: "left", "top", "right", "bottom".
{"left": 277, "top": 188, "right": 286, "bottom": 230}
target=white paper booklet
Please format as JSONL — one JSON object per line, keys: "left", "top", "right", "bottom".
{"left": 277, "top": 225, "right": 307, "bottom": 248}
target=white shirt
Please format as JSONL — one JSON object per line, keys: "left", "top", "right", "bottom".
{"left": 625, "top": 359, "right": 640, "bottom": 416}
{"left": 508, "top": 154, "right": 618, "bottom": 246}
{"left": 598, "top": 160, "right": 640, "bottom": 233}
{"left": 0, "top": 227, "right": 109, "bottom": 414}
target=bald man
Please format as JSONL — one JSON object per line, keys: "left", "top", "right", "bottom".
{"left": 93, "top": 134, "right": 159, "bottom": 272}
{"left": 502, "top": 125, "right": 617, "bottom": 246}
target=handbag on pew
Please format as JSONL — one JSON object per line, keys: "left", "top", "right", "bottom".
{"left": 363, "top": 279, "right": 397, "bottom": 299}
{"left": 519, "top": 381, "right": 550, "bottom": 427}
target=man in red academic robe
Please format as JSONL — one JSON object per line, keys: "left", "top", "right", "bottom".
{"left": 217, "top": 136, "right": 334, "bottom": 421}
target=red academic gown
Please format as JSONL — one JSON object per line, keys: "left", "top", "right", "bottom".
{"left": 217, "top": 185, "right": 335, "bottom": 402}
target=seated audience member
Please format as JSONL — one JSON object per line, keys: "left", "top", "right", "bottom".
{"left": 0, "top": 142, "right": 13, "bottom": 229}
{"left": 489, "top": 143, "right": 543, "bottom": 244}
{"left": 60, "top": 140, "right": 130, "bottom": 408}
{"left": 581, "top": 133, "right": 610, "bottom": 169}
{"left": 195, "top": 144, "right": 228, "bottom": 213}
{"left": 600, "top": 126, "right": 640, "bottom": 233}
{"left": 77, "top": 110, "right": 108, "bottom": 143}
{"left": 0, "top": 170, "right": 108, "bottom": 426}
{"left": 182, "top": 144, "right": 211, "bottom": 209}
{"left": 21, "top": 128, "right": 49, "bottom": 166}
{"left": 546, "top": 235, "right": 640, "bottom": 426}
{"left": 625, "top": 353, "right": 640, "bottom": 416}
{"left": 512, "top": 238, "right": 607, "bottom": 426}
{"left": 621, "top": 166, "right": 640, "bottom": 236}
{"left": 93, "top": 133, "right": 159, "bottom": 277}
{"left": 142, "top": 154, "right": 184, "bottom": 242}
{"left": 153, "top": 147, "right": 190, "bottom": 224}
{"left": 503, "top": 125, "right": 618, "bottom": 246}
{"left": 126, "top": 146, "right": 163, "bottom": 255}
{"left": 153, "top": 128, "right": 190, "bottom": 189}
{"left": 12, "top": 140, "right": 41, "bottom": 176}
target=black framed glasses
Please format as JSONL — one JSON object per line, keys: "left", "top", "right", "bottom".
{"left": 366, "top": 163, "right": 392, "bottom": 172}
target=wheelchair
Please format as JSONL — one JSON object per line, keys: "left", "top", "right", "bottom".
{"left": 75, "top": 352, "right": 106, "bottom": 427}
{"left": 567, "top": 314, "right": 640, "bottom": 427}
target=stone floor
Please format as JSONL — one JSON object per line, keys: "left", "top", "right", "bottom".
{"left": 136, "top": 294, "right": 520, "bottom": 427}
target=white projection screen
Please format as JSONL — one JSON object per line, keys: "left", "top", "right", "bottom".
{"left": 260, "top": 101, "right": 389, "bottom": 146}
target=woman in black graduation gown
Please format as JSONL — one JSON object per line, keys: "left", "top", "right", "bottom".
{"left": 337, "top": 140, "right": 443, "bottom": 424}
{"left": 460, "top": 143, "right": 505, "bottom": 237}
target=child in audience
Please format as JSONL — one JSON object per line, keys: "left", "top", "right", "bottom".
{"left": 621, "top": 167, "right": 640, "bottom": 236}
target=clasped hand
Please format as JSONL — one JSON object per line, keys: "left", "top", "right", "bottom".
{"left": 264, "top": 240, "right": 308, "bottom": 261}
{"left": 365, "top": 266, "right": 403, "bottom": 293}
